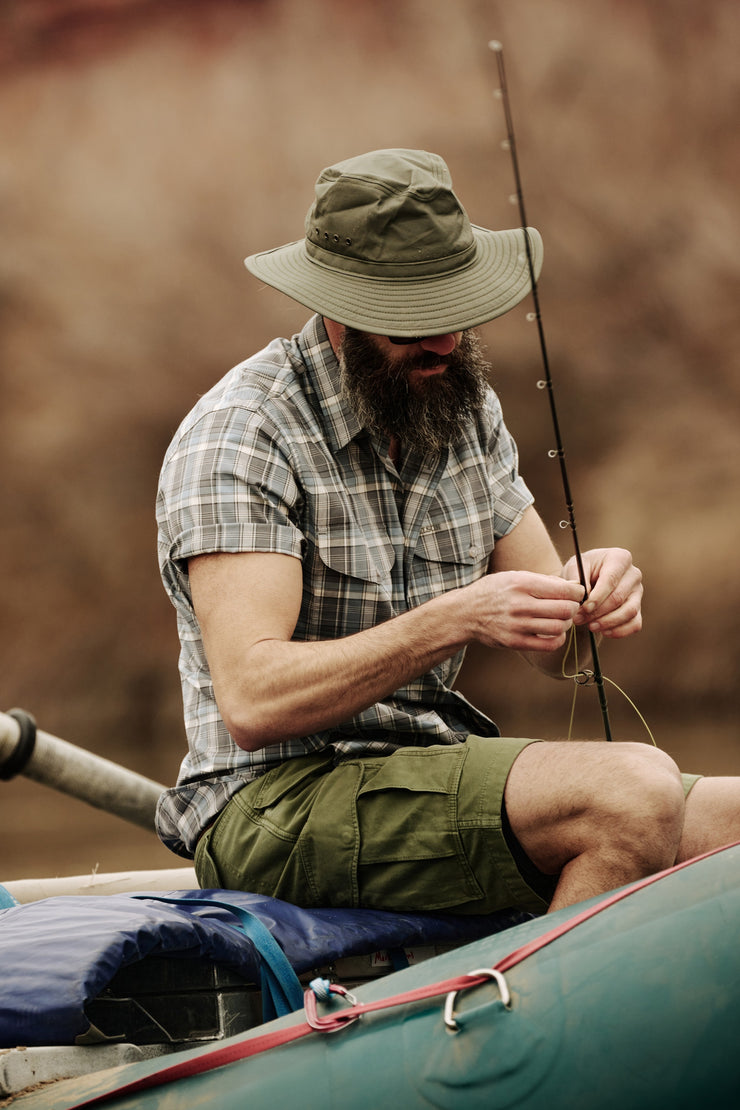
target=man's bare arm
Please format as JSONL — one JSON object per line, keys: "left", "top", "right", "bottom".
{"left": 189, "top": 543, "right": 583, "bottom": 751}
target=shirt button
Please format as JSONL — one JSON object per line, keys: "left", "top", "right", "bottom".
{"left": 468, "top": 545, "right": 480, "bottom": 558}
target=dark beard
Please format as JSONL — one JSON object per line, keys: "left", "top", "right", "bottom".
{"left": 338, "top": 328, "right": 490, "bottom": 454}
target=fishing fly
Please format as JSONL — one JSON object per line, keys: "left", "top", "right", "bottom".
{"left": 489, "top": 40, "right": 614, "bottom": 742}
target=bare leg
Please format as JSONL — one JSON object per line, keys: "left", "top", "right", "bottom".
{"left": 677, "top": 776, "right": 740, "bottom": 860}
{"left": 504, "top": 741, "right": 686, "bottom": 913}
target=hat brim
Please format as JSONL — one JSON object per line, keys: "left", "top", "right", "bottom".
{"left": 244, "top": 225, "right": 543, "bottom": 337}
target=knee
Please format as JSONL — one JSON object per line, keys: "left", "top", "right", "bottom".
{"left": 614, "top": 743, "right": 683, "bottom": 806}
{"left": 597, "top": 744, "right": 685, "bottom": 864}
{"left": 504, "top": 740, "right": 686, "bottom": 878}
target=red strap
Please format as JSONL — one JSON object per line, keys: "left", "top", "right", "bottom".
{"left": 495, "top": 840, "right": 737, "bottom": 972}
{"left": 67, "top": 973, "right": 490, "bottom": 1108}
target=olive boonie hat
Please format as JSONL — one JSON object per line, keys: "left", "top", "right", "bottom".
{"left": 244, "top": 148, "right": 543, "bottom": 337}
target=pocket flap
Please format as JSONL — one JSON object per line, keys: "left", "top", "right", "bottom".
{"left": 358, "top": 747, "right": 465, "bottom": 797}
{"left": 251, "top": 752, "right": 334, "bottom": 809}
{"left": 316, "top": 528, "right": 395, "bottom": 583}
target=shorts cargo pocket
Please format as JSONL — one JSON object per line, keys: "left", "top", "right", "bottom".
{"left": 297, "top": 761, "right": 364, "bottom": 908}
{"left": 194, "top": 828, "right": 226, "bottom": 890}
{"left": 354, "top": 747, "right": 485, "bottom": 911}
{"left": 199, "top": 753, "right": 337, "bottom": 906}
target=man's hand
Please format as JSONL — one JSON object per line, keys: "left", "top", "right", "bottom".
{"left": 467, "top": 571, "right": 585, "bottom": 653}
{"left": 564, "top": 547, "right": 643, "bottom": 639}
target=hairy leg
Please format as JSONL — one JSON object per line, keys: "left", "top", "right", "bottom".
{"left": 503, "top": 741, "right": 686, "bottom": 912}
{"left": 677, "top": 776, "right": 740, "bottom": 860}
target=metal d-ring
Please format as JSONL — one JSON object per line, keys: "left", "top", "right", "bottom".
{"left": 443, "top": 967, "right": 511, "bottom": 1033}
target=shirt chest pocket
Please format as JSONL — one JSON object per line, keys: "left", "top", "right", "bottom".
{"left": 296, "top": 486, "right": 398, "bottom": 638}
{"left": 315, "top": 526, "right": 396, "bottom": 585}
{"left": 303, "top": 483, "right": 397, "bottom": 585}
{"left": 301, "top": 477, "right": 397, "bottom": 581}
{"left": 412, "top": 501, "right": 497, "bottom": 598}
{"left": 300, "top": 525, "right": 396, "bottom": 638}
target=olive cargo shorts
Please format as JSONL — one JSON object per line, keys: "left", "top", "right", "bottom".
{"left": 194, "top": 737, "right": 702, "bottom": 915}
{"left": 195, "top": 737, "right": 556, "bottom": 914}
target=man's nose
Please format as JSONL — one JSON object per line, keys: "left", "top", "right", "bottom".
{"left": 419, "top": 333, "right": 460, "bottom": 357}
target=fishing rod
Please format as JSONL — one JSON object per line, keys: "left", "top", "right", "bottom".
{"left": 489, "top": 40, "right": 613, "bottom": 741}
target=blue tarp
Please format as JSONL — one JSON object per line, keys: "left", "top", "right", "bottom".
{"left": 0, "top": 888, "right": 528, "bottom": 1046}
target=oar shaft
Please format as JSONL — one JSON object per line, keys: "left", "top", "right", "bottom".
{"left": 0, "top": 710, "right": 164, "bottom": 830}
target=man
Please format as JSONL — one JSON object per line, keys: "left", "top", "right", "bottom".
{"left": 156, "top": 149, "right": 739, "bottom": 916}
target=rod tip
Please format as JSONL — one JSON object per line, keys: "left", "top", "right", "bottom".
{"left": 488, "top": 39, "right": 503, "bottom": 52}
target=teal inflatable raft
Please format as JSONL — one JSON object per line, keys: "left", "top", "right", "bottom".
{"left": 10, "top": 842, "right": 740, "bottom": 1109}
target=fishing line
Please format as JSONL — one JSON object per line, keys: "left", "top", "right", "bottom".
{"left": 489, "top": 39, "right": 613, "bottom": 742}
{"left": 561, "top": 627, "right": 657, "bottom": 747}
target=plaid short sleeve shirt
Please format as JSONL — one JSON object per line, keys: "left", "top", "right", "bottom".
{"left": 156, "top": 315, "right": 534, "bottom": 856}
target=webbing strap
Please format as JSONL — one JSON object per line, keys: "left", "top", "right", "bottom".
{"left": 65, "top": 972, "right": 495, "bottom": 1109}
{"left": 0, "top": 884, "right": 18, "bottom": 910}
{"left": 131, "top": 896, "right": 304, "bottom": 1021}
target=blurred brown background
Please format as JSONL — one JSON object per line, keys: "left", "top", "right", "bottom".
{"left": 1, "top": 0, "right": 738, "bottom": 881}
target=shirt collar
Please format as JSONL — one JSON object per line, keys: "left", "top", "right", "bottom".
{"left": 294, "top": 315, "right": 363, "bottom": 453}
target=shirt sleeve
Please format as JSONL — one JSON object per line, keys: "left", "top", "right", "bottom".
{"left": 157, "top": 403, "right": 305, "bottom": 600}
{"left": 483, "top": 390, "right": 535, "bottom": 538}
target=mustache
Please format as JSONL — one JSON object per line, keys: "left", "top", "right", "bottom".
{"left": 411, "top": 352, "right": 447, "bottom": 370}
{"left": 390, "top": 349, "right": 461, "bottom": 376}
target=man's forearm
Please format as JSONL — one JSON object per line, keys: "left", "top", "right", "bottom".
{"left": 218, "top": 589, "right": 470, "bottom": 751}
{"left": 214, "top": 569, "right": 585, "bottom": 751}
{"left": 191, "top": 549, "right": 585, "bottom": 753}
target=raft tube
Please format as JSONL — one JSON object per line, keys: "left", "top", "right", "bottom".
{"left": 13, "top": 842, "right": 740, "bottom": 1109}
